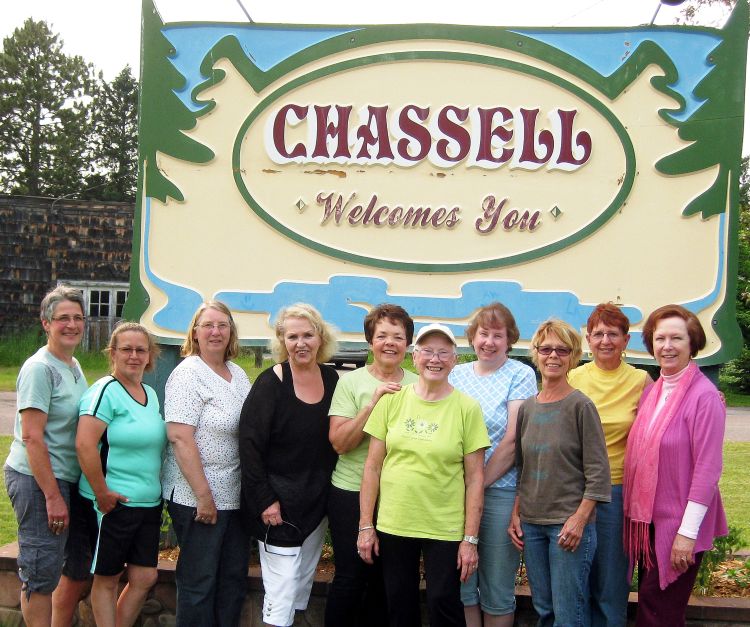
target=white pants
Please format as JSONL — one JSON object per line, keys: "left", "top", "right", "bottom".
{"left": 258, "top": 517, "right": 328, "bottom": 626}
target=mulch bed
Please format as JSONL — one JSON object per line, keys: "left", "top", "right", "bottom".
{"left": 158, "top": 548, "right": 749, "bottom": 598}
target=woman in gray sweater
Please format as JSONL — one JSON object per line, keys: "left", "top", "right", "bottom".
{"left": 508, "top": 319, "right": 610, "bottom": 627}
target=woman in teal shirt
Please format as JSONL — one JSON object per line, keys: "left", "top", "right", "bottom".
{"left": 76, "top": 322, "right": 166, "bottom": 627}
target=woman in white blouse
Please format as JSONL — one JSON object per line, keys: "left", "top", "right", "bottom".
{"left": 161, "top": 301, "right": 252, "bottom": 626}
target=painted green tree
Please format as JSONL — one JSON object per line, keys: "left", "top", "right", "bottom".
{"left": 139, "top": 0, "right": 214, "bottom": 202}
{"left": 0, "top": 18, "right": 92, "bottom": 196}
{"left": 656, "top": 1, "right": 748, "bottom": 218}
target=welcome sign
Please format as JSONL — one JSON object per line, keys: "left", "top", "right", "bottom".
{"left": 127, "top": 0, "right": 747, "bottom": 363}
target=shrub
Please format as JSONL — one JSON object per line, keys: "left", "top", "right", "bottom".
{"left": 694, "top": 525, "right": 747, "bottom": 595}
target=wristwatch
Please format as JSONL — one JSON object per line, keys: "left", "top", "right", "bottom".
{"left": 463, "top": 535, "right": 479, "bottom": 545}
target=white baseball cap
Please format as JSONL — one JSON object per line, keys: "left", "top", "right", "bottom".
{"left": 414, "top": 323, "right": 457, "bottom": 346}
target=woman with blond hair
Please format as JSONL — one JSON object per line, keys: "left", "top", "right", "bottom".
{"left": 76, "top": 322, "right": 166, "bottom": 627}
{"left": 509, "top": 319, "right": 610, "bottom": 627}
{"left": 240, "top": 303, "right": 339, "bottom": 627}
{"left": 162, "top": 301, "right": 251, "bottom": 626}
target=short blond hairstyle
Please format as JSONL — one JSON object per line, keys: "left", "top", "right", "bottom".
{"left": 181, "top": 301, "right": 240, "bottom": 361}
{"left": 271, "top": 303, "right": 337, "bottom": 364}
{"left": 105, "top": 321, "right": 161, "bottom": 373}
{"left": 529, "top": 319, "right": 582, "bottom": 372}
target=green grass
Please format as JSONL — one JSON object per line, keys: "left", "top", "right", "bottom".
{"left": 0, "top": 436, "right": 15, "bottom": 545}
{"left": 0, "top": 350, "right": 274, "bottom": 392}
{"left": 720, "top": 442, "right": 750, "bottom": 541}
{"left": 723, "top": 391, "right": 750, "bottom": 407}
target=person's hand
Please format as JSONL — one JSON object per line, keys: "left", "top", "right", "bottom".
{"left": 557, "top": 513, "right": 586, "bottom": 552}
{"left": 671, "top": 534, "right": 697, "bottom": 573}
{"left": 95, "top": 489, "right": 129, "bottom": 515}
{"left": 357, "top": 527, "right": 379, "bottom": 564}
{"left": 261, "top": 501, "right": 283, "bottom": 526}
{"left": 457, "top": 541, "right": 479, "bottom": 583}
{"left": 195, "top": 493, "right": 218, "bottom": 525}
{"left": 371, "top": 382, "right": 403, "bottom": 406}
{"left": 508, "top": 510, "right": 524, "bottom": 550}
{"left": 45, "top": 492, "right": 69, "bottom": 535}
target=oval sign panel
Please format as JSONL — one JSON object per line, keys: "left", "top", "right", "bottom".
{"left": 233, "top": 52, "right": 635, "bottom": 272}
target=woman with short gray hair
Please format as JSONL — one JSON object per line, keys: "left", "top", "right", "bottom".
{"left": 4, "top": 285, "right": 92, "bottom": 626}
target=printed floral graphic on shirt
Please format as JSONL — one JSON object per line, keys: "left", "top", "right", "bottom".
{"left": 403, "top": 416, "right": 439, "bottom": 441}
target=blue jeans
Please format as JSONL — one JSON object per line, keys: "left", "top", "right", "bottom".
{"left": 590, "top": 486, "right": 629, "bottom": 627}
{"left": 460, "top": 487, "right": 520, "bottom": 615}
{"left": 168, "top": 500, "right": 250, "bottom": 627}
{"left": 522, "top": 521, "right": 596, "bottom": 627}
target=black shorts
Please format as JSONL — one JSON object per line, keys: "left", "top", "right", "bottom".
{"left": 86, "top": 500, "right": 162, "bottom": 576}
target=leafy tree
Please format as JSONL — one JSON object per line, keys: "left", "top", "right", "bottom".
{"left": 0, "top": 18, "right": 93, "bottom": 196}
{"left": 680, "top": 0, "right": 736, "bottom": 26}
{"left": 721, "top": 158, "right": 750, "bottom": 391}
{"left": 84, "top": 66, "right": 139, "bottom": 201}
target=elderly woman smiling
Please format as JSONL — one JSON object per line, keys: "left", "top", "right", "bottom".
{"left": 358, "top": 323, "right": 490, "bottom": 627}
{"left": 161, "top": 301, "right": 251, "bottom": 626}
{"left": 325, "top": 304, "right": 417, "bottom": 627}
{"left": 509, "top": 319, "right": 610, "bottom": 627}
{"left": 5, "top": 286, "right": 92, "bottom": 627}
{"left": 240, "top": 303, "right": 339, "bottom": 627}
{"left": 449, "top": 303, "right": 537, "bottom": 627}
{"left": 567, "top": 304, "right": 651, "bottom": 627}
{"left": 623, "top": 305, "right": 727, "bottom": 626}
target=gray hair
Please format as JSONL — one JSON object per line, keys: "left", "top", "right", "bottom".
{"left": 40, "top": 285, "right": 85, "bottom": 323}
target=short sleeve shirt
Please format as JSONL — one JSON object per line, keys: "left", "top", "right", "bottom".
{"left": 364, "top": 386, "right": 490, "bottom": 541}
{"left": 161, "top": 356, "right": 251, "bottom": 509}
{"left": 568, "top": 361, "right": 648, "bottom": 484}
{"left": 330, "top": 366, "right": 418, "bottom": 492}
{"left": 78, "top": 376, "right": 166, "bottom": 507}
{"left": 449, "top": 359, "right": 537, "bottom": 489}
{"left": 6, "top": 346, "right": 88, "bottom": 483}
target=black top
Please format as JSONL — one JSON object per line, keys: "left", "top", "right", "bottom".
{"left": 239, "top": 361, "right": 338, "bottom": 546}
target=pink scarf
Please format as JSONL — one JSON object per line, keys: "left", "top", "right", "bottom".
{"left": 623, "top": 361, "right": 698, "bottom": 568}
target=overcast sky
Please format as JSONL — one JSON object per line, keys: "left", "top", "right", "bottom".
{"left": 2, "top": 0, "right": 746, "bottom": 151}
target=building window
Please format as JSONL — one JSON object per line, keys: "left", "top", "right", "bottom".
{"left": 64, "top": 282, "right": 129, "bottom": 321}
{"left": 89, "top": 290, "right": 111, "bottom": 317}
{"left": 115, "top": 290, "right": 127, "bottom": 317}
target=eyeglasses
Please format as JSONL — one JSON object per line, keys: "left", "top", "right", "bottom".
{"left": 590, "top": 332, "right": 623, "bottom": 341}
{"left": 416, "top": 348, "right": 455, "bottom": 361}
{"left": 535, "top": 345, "right": 572, "bottom": 357}
{"left": 51, "top": 315, "right": 85, "bottom": 324}
{"left": 198, "top": 322, "right": 231, "bottom": 331}
{"left": 116, "top": 347, "right": 149, "bottom": 356}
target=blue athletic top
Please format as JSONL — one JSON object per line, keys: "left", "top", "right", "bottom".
{"left": 78, "top": 376, "right": 166, "bottom": 507}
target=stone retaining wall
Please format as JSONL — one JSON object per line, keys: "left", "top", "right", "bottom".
{"left": 0, "top": 544, "right": 747, "bottom": 626}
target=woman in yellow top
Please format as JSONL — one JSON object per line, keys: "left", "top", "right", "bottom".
{"left": 567, "top": 304, "right": 651, "bottom": 627}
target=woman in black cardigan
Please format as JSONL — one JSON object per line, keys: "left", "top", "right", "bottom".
{"left": 240, "top": 303, "right": 338, "bottom": 627}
